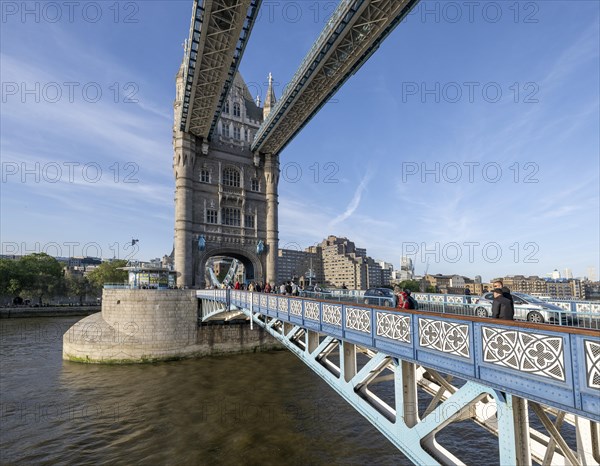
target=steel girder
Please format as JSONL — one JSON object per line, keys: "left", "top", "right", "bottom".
{"left": 238, "top": 307, "right": 600, "bottom": 466}
{"left": 179, "top": 0, "right": 262, "bottom": 138}
{"left": 251, "top": 0, "right": 420, "bottom": 155}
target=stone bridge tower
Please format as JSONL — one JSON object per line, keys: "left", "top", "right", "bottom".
{"left": 173, "top": 67, "right": 279, "bottom": 288}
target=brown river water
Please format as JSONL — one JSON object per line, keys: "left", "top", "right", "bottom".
{"left": 1, "top": 317, "right": 505, "bottom": 465}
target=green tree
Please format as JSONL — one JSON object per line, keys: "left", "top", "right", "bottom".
{"left": 18, "top": 253, "right": 65, "bottom": 305}
{"left": 87, "top": 260, "right": 128, "bottom": 292}
{"left": 0, "top": 259, "right": 20, "bottom": 296}
{"left": 66, "top": 275, "right": 95, "bottom": 304}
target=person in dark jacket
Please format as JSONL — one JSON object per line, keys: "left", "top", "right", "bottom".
{"left": 492, "top": 288, "right": 514, "bottom": 320}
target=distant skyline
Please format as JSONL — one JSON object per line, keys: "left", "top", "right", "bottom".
{"left": 1, "top": 1, "right": 598, "bottom": 283}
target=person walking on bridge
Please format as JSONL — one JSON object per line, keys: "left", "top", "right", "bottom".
{"left": 492, "top": 288, "right": 514, "bottom": 320}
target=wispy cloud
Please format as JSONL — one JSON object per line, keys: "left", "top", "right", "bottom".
{"left": 328, "top": 167, "right": 375, "bottom": 228}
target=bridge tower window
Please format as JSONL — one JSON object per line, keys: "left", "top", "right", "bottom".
{"left": 222, "top": 207, "right": 241, "bottom": 226}
{"left": 222, "top": 123, "right": 230, "bottom": 138}
{"left": 233, "top": 102, "right": 241, "bottom": 117}
{"left": 206, "top": 209, "right": 218, "bottom": 224}
{"left": 222, "top": 167, "right": 240, "bottom": 187}
{"left": 233, "top": 126, "right": 241, "bottom": 140}
{"left": 250, "top": 178, "right": 260, "bottom": 192}
{"left": 245, "top": 214, "right": 255, "bottom": 229}
{"left": 223, "top": 101, "right": 230, "bottom": 114}
{"left": 200, "top": 169, "right": 211, "bottom": 183}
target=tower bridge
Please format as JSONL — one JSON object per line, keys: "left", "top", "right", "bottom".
{"left": 63, "top": 1, "right": 599, "bottom": 464}
{"left": 168, "top": 3, "right": 599, "bottom": 462}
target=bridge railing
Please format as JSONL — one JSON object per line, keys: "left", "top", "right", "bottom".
{"left": 197, "top": 289, "right": 600, "bottom": 422}
{"left": 294, "top": 290, "right": 599, "bottom": 329}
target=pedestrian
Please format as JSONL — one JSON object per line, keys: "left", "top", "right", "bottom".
{"left": 493, "top": 279, "right": 514, "bottom": 316}
{"left": 255, "top": 282, "right": 262, "bottom": 293}
{"left": 492, "top": 288, "right": 514, "bottom": 320}
{"left": 404, "top": 289, "right": 417, "bottom": 310}
{"left": 279, "top": 283, "right": 286, "bottom": 294}
{"left": 464, "top": 287, "right": 471, "bottom": 304}
{"left": 234, "top": 280, "right": 241, "bottom": 290}
{"left": 285, "top": 281, "right": 293, "bottom": 295}
{"left": 264, "top": 282, "right": 271, "bottom": 293}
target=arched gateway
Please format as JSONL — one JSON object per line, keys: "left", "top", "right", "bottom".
{"left": 173, "top": 69, "right": 279, "bottom": 288}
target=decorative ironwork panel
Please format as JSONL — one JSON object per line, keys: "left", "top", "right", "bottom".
{"left": 346, "top": 307, "right": 371, "bottom": 334}
{"left": 304, "top": 302, "right": 320, "bottom": 321}
{"left": 431, "top": 295, "right": 444, "bottom": 303}
{"left": 290, "top": 300, "right": 302, "bottom": 316}
{"left": 419, "top": 319, "right": 470, "bottom": 359}
{"left": 253, "top": 293, "right": 259, "bottom": 305}
{"left": 584, "top": 340, "right": 600, "bottom": 389}
{"left": 576, "top": 302, "right": 600, "bottom": 313}
{"left": 268, "top": 296, "right": 277, "bottom": 310}
{"left": 447, "top": 296, "right": 463, "bottom": 304}
{"left": 260, "top": 295, "right": 267, "bottom": 307}
{"left": 278, "top": 298, "right": 288, "bottom": 313}
{"left": 376, "top": 312, "right": 411, "bottom": 343}
{"left": 322, "top": 304, "right": 342, "bottom": 327}
{"left": 482, "top": 327, "right": 565, "bottom": 382}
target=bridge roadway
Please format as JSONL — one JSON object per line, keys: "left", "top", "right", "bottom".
{"left": 198, "top": 289, "right": 600, "bottom": 466}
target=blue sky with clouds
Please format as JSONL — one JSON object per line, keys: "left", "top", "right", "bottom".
{"left": 1, "top": 1, "right": 598, "bottom": 282}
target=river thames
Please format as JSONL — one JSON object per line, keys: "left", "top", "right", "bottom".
{"left": 1, "top": 316, "right": 503, "bottom": 465}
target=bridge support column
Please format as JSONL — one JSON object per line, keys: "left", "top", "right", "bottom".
{"left": 264, "top": 153, "right": 279, "bottom": 285}
{"left": 576, "top": 417, "right": 600, "bottom": 465}
{"left": 341, "top": 342, "right": 356, "bottom": 382}
{"left": 497, "top": 394, "right": 532, "bottom": 466}
{"left": 306, "top": 330, "right": 319, "bottom": 353}
{"left": 397, "top": 360, "right": 418, "bottom": 428}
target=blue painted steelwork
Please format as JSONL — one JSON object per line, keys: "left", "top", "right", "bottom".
{"left": 251, "top": 0, "right": 421, "bottom": 155}
{"left": 180, "top": 0, "right": 262, "bottom": 137}
{"left": 199, "top": 290, "right": 600, "bottom": 423}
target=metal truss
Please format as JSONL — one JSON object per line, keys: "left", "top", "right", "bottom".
{"left": 252, "top": 0, "right": 420, "bottom": 155}
{"left": 179, "top": 0, "right": 262, "bottom": 138}
{"left": 199, "top": 299, "right": 600, "bottom": 465}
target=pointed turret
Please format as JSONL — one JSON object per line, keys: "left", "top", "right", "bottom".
{"left": 263, "top": 73, "right": 276, "bottom": 120}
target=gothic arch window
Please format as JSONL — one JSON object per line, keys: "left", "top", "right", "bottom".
{"left": 221, "top": 122, "right": 230, "bottom": 138}
{"left": 223, "top": 167, "right": 241, "bottom": 187}
{"left": 233, "top": 126, "right": 241, "bottom": 140}
{"left": 233, "top": 102, "right": 241, "bottom": 117}
{"left": 223, "top": 101, "right": 230, "bottom": 114}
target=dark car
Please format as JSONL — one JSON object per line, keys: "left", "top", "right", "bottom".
{"left": 363, "top": 288, "right": 396, "bottom": 308}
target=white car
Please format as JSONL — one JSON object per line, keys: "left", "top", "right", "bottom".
{"left": 474, "top": 292, "right": 570, "bottom": 324}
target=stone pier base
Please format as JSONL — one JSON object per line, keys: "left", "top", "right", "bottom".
{"left": 63, "top": 289, "right": 281, "bottom": 364}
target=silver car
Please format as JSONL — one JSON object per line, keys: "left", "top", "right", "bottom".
{"left": 474, "top": 292, "right": 569, "bottom": 324}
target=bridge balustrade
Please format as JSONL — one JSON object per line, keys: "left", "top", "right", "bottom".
{"left": 198, "top": 289, "right": 600, "bottom": 422}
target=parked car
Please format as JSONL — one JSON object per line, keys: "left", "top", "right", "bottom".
{"left": 474, "top": 292, "right": 569, "bottom": 324}
{"left": 363, "top": 288, "right": 396, "bottom": 308}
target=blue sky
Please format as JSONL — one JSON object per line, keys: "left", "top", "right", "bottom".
{"left": 1, "top": 1, "right": 598, "bottom": 282}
